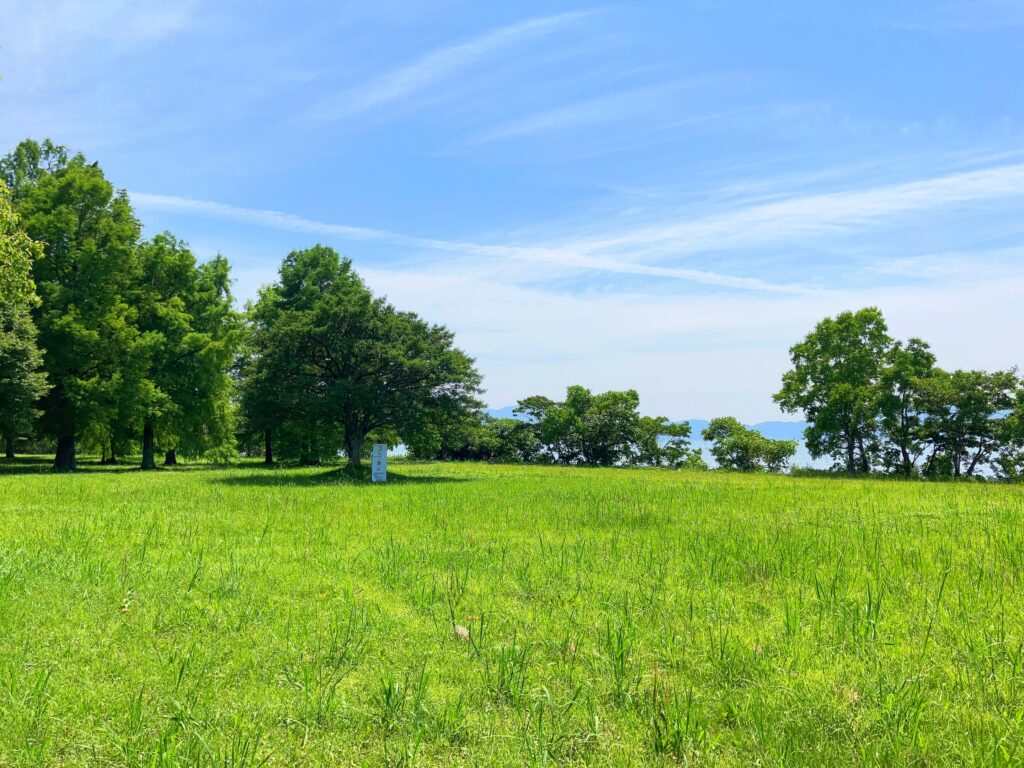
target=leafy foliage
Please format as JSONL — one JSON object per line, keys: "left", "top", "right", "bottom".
{"left": 4, "top": 140, "right": 143, "bottom": 469}
{"left": 775, "top": 307, "right": 891, "bottom": 473}
{"left": 514, "top": 386, "right": 704, "bottom": 468}
{"left": 0, "top": 183, "right": 49, "bottom": 456}
{"left": 776, "top": 306, "right": 1022, "bottom": 479}
{"left": 701, "top": 417, "right": 796, "bottom": 472}
{"left": 240, "top": 246, "right": 481, "bottom": 467}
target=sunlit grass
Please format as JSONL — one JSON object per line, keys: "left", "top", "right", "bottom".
{"left": 0, "top": 459, "right": 1022, "bottom": 765}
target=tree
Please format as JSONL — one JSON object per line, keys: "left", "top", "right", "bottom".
{"left": 250, "top": 246, "right": 481, "bottom": 468}
{"left": 0, "top": 183, "right": 49, "bottom": 457}
{"left": 407, "top": 412, "right": 542, "bottom": 463}
{"left": 919, "top": 368, "right": 1018, "bottom": 478}
{"left": 993, "top": 387, "right": 1024, "bottom": 481}
{"left": 775, "top": 308, "right": 893, "bottom": 473}
{"left": 516, "top": 387, "right": 641, "bottom": 466}
{"left": 514, "top": 386, "right": 702, "bottom": 468}
{"left": 878, "top": 338, "right": 936, "bottom": 477}
{"left": 634, "top": 416, "right": 706, "bottom": 469}
{"left": 135, "top": 234, "right": 241, "bottom": 469}
{"left": 701, "top": 417, "right": 796, "bottom": 472}
{"left": 3, "top": 140, "right": 142, "bottom": 470}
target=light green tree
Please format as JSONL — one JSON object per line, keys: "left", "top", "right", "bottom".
{"left": 701, "top": 417, "right": 796, "bottom": 472}
{"left": 775, "top": 307, "right": 893, "bottom": 473}
{"left": 0, "top": 183, "right": 49, "bottom": 457}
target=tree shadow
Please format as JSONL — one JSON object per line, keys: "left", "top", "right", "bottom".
{"left": 0, "top": 456, "right": 57, "bottom": 475}
{"left": 0, "top": 456, "right": 229, "bottom": 476}
{"left": 211, "top": 465, "right": 467, "bottom": 487}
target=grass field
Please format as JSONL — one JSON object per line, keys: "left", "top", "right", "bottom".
{"left": 1, "top": 459, "right": 1022, "bottom": 766}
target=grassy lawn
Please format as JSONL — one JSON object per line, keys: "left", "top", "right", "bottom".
{"left": 1, "top": 459, "right": 1022, "bottom": 766}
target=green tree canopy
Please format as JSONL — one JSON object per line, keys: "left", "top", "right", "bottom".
{"left": 775, "top": 307, "right": 893, "bottom": 473}
{"left": 701, "top": 416, "right": 797, "bottom": 472}
{"left": 878, "top": 337, "right": 936, "bottom": 477}
{"left": 246, "top": 245, "right": 481, "bottom": 468}
{"left": 919, "top": 368, "right": 1019, "bottom": 478}
{"left": 3, "top": 139, "right": 143, "bottom": 470}
{"left": 514, "top": 385, "right": 703, "bottom": 468}
{"left": 135, "top": 234, "right": 241, "bottom": 468}
{"left": 0, "top": 182, "right": 49, "bottom": 458}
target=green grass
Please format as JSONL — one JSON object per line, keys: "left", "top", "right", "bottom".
{"left": 1, "top": 459, "right": 1022, "bottom": 766}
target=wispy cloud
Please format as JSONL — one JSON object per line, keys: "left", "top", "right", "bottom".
{"left": 132, "top": 160, "right": 1024, "bottom": 295}
{"left": 565, "top": 161, "right": 1024, "bottom": 262}
{"left": 471, "top": 75, "right": 749, "bottom": 145}
{"left": 0, "top": 0, "right": 198, "bottom": 91}
{"left": 311, "top": 11, "right": 595, "bottom": 121}
{"left": 129, "top": 191, "right": 803, "bottom": 293}
{"left": 359, "top": 265, "right": 1024, "bottom": 418}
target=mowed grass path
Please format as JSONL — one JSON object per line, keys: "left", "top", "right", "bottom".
{"left": 1, "top": 461, "right": 1022, "bottom": 766}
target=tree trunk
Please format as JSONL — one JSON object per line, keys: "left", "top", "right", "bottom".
{"left": 263, "top": 430, "right": 273, "bottom": 465}
{"left": 845, "top": 432, "right": 856, "bottom": 473}
{"left": 346, "top": 432, "right": 364, "bottom": 469}
{"left": 101, "top": 439, "right": 119, "bottom": 465}
{"left": 965, "top": 445, "right": 985, "bottom": 478}
{"left": 900, "top": 442, "right": 912, "bottom": 478}
{"left": 54, "top": 433, "right": 76, "bottom": 472}
{"left": 4, "top": 431, "right": 14, "bottom": 460}
{"left": 164, "top": 450, "right": 177, "bottom": 466}
{"left": 141, "top": 421, "right": 156, "bottom": 470}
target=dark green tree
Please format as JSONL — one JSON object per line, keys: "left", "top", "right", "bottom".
{"left": 408, "top": 411, "right": 546, "bottom": 464}
{"left": 775, "top": 307, "right": 894, "bottom": 473}
{"left": 634, "top": 416, "right": 705, "bottom": 469}
{"left": 248, "top": 245, "right": 481, "bottom": 468}
{"left": 515, "top": 386, "right": 702, "bottom": 468}
{"left": 2, "top": 140, "right": 142, "bottom": 470}
{"left": 135, "top": 234, "right": 241, "bottom": 469}
{"left": 993, "top": 387, "right": 1024, "bottom": 481}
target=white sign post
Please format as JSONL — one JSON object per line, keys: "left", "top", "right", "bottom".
{"left": 371, "top": 443, "right": 388, "bottom": 483}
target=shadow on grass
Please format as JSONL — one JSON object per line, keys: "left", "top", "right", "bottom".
{"left": 0, "top": 456, "right": 233, "bottom": 476}
{"left": 211, "top": 465, "right": 467, "bottom": 487}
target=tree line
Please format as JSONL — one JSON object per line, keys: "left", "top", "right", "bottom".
{"left": 0, "top": 140, "right": 486, "bottom": 470}
{"left": 410, "top": 388, "right": 800, "bottom": 473}
{"left": 1, "top": 138, "right": 1021, "bottom": 478}
{"left": 775, "top": 307, "right": 1023, "bottom": 479}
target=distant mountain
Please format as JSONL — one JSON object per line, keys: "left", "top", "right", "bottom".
{"left": 486, "top": 406, "right": 521, "bottom": 420}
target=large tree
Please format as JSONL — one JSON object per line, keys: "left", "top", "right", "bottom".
{"left": 3, "top": 140, "right": 142, "bottom": 470}
{"left": 135, "top": 234, "right": 240, "bottom": 469}
{"left": 249, "top": 245, "right": 481, "bottom": 468}
{"left": 0, "top": 183, "right": 49, "bottom": 457}
{"left": 775, "top": 307, "right": 893, "bottom": 473}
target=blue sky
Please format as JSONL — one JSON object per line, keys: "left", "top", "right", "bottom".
{"left": 2, "top": 0, "right": 1023, "bottom": 421}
